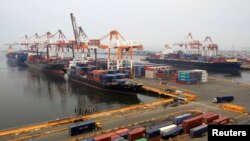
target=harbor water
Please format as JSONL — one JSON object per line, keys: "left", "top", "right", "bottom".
{"left": 0, "top": 52, "right": 158, "bottom": 130}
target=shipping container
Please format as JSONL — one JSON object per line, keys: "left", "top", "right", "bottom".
{"left": 111, "top": 137, "right": 128, "bottom": 141}
{"left": 182, "top": 112, "right": 214, "bottom": 133}
{"left": 189, "top": 124, "right": 208, "bottom": 138}
{"left": 134, "top": 138, "right": 148, "bottom": 141}
{"left": 161, "top": 126, "right": 183, "bottom": 140}
{"left": 111, "top": 134, "right": 120, "bottom": 140}
{"left": 148, "top": 136, "right": 160, "bottom": 141}
{"left": 177, "top": 70, "right": 207, "bottom": 84}
{"left": 127, "top": 127, "right": 146, "bottom": 141}
{"left": 145, "top": 128, "right": 160, "bottom": 139}
{"left": 159, "top": 124, "right": 177, "bottom": 134}
{"left": 183, "top": 116, "right": 203, "bottom": 133}
{"left": 173, "top": 113, "right": 193, "bottom": 125}
{"left": 212, "top": 116, "right": 230, "bottom": 125}
{"left": 203, "top": 114, "right": 219, "bottom": 124}
{"left": 195, "top": 112, "right": 215, "bottom": 119}
{"left": 115, "top": 73, "right": 127, "bottom": 79}
{"left": 94, "top": 132, "right": 116, "bottom": 141}
{"left": 115, "top": 128, "right": 129, "bottom": 134}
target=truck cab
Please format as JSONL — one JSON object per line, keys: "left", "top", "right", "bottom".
{"left": 95, "top": 122, "right": 102, "bottom": 130}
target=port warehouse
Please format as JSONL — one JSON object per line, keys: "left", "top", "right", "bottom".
{"left": 74, "top": 111, "right": 230, "bottom": 141}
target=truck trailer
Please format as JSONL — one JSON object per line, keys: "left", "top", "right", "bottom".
{"left": 69, "top": 121, "right": 102, "bottom": 136}
{"left": 212, "top": 96, "right": 234, "bottom": 103}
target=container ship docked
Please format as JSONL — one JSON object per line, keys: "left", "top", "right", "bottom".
{"left": 146, "top": 34, "right": 242, "bottom": 73}
{"left": 5, "top": 47, "right": 28, "bottom": 66}
{"left": 68, "top": 62, "right": 143, "bottom": 95}
{"left": 25, "top": 51, "right": 68, "bottom": 75}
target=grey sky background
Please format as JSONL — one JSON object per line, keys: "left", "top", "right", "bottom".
{"left": 0, "top": 0, "right": 249, "bottom": 51}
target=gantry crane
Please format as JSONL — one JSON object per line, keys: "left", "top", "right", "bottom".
{"left": 99, "top": 30, "right": 143, "bottom": 78}
{"left": 38, "top": 31, "right": 54, "bottom": 60}
{"left": 174, "top": 33, "right": 202, "bottom": 54}
{"left": 70, "top": 13, "right": 108, "bottom": 64}
{"left": 203, "top": 36, "right": 218, "bottom": 56}
{"left": 50, "top": 30, "right": 74, "bottom": 59}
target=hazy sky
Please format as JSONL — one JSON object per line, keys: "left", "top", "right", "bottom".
{"left": 0, "top": 0, "right": 249, "bottom": 51}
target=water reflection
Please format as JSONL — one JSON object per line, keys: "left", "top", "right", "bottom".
{"left": 24, "top": 71, "right": 140, "bottom": 115}
{"left": 69, "top": 81, "right": 140, "bottom": 115}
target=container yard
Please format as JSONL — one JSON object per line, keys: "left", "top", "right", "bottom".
{"left": 1, "top": 1, "right": 250, "bottom": 141}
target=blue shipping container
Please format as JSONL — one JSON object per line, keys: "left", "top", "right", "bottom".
{"left": 189, "top": 124, "right": 208, "bottom": 138}
{"left": 173, "top": 113, "right": 193, "bottom": 125}
{"left": 145, "top": 127, "right": 161, "bottom": 139}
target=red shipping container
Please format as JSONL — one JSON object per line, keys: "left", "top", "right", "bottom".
{"left": 196, "top": 112, "right": 215, "bottom": 119}
{"left": 203, "top": 114, "right": 219, "bottom": 124}
{"left": 183, "top": 116, "right": 203, "bottom": 133}
{"left": 87, "top": 75, "right": 93, "bottom": 79}
{"left": 111, "top": 134, "right": 120, "bottom": 139}
{"left": 127, "top": 127, "right": 146, "bottom": 141}
{"left": 93, "top": 76, "right": 100, "bottom": 81}
{"left": 213, "top": 116, "right": 230, "bottom": 125}
{"left": 149, "top": 136, "right": 160, "bottom": 141}
{"left": 94, "top": 132, "right": 116, "bottom": 141}
{"left": 115, "top": 128, "right": 129, "bottom": 134}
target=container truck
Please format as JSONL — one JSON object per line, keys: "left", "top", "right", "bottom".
{"left": 212, "top": 96, "right": 234, "bottom": 103}
{"left": 69, "top": 121, "right": 102, "bottom": 136}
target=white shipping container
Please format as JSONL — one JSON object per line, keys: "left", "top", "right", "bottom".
{"left": 159, "top": 124, "right": 177, "bottom": 134}
{"left": 145, "top": 70, "right": 156, "bottom": 79}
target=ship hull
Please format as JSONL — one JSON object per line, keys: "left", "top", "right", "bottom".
{"left": 6, "top": 52, "right": 28, "bottom": 66}
{"left": 25, "top": 61, "right": 66, "bottom": 75}
{"left": 69, "top": 74, "right": 142, "bottom": 95}
{"left": 146, "top": 58, "right": 241, "bottom": 73}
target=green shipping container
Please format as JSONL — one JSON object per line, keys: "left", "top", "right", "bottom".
{"left": 134, "top": 138, "right": 148, "bottom": 141}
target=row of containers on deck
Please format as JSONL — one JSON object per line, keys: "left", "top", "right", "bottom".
{"left": 162, "top": 53, "right": 229, "bottom": 63}
{"left": 71, "top": 64, "right": 130, "bottom": 83}
{"left": 71, "top": 63, "right": 208, "bottom": 84}
{"left": 80, "top": 112, "right": 230, "bottom": 141}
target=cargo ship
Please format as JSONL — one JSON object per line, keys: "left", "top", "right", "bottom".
{"left": 146, "top": 35, "right": 242, "bottom": 73}
{"left": 5, "top": 47, "right": 28, "bottom": 66}
{"left": 146, "top": 55, "right": 241, "bottom": 73}
{"left": 68, "top": 62, "right": 143, "bottom": 95}
{"left": 25, "top": 53, "right": 67, "bottom": 75}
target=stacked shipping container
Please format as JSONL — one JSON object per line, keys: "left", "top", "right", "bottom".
{"left": 177, "top": 70, "right": 208, "bottom": 84}
{"left": 145, "top": 66, "right": 176, "bottom": 79}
